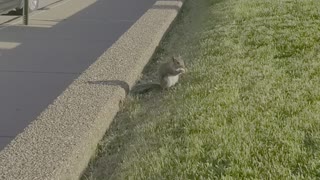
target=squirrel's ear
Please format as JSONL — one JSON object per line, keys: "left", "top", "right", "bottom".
{"left": 172, "top": 56, "right": 176, "bottom": 62}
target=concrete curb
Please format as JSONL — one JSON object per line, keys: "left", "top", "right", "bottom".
{"left": 0, "top": 1, "right": 183, "bottom": 179}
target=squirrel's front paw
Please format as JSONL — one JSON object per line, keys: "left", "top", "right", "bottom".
{"left": 177, "top": 68, "right": 186, "bottom": 74}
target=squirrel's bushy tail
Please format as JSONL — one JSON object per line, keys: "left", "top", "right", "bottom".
{"left": 131, "top": 83, "right": 162, "bottom": 94}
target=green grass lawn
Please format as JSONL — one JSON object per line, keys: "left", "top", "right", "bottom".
{"left": 82, "top": 0, "right": 320, "bottom": 179}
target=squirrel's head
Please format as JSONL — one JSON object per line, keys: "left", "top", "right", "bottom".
{"left": 172, "top": 55, "right": 185, "bottom": 69}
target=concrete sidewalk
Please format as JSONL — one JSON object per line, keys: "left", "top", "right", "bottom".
{"left": 0, "top": 0, "right": 157, "bottom": 150}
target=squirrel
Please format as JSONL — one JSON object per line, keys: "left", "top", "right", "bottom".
{"left": 132, "top": 55, "right": 186, "bottom": 94}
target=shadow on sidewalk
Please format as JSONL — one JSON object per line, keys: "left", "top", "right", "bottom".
{"left": 87, "top": 80, "right": 130, "bottom": 95}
